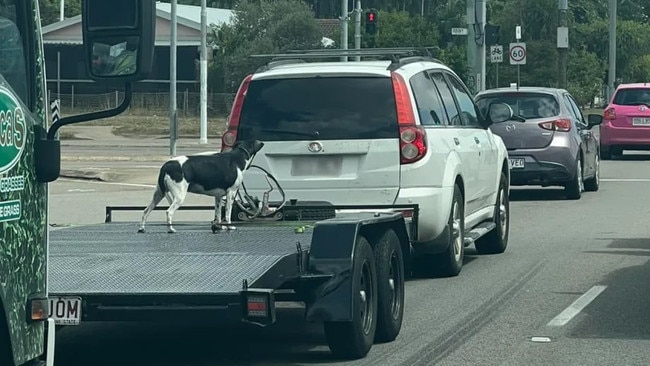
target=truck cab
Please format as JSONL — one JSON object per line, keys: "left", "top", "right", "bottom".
{"left": 0, "top": 1, "right": 154, "bottom": 365}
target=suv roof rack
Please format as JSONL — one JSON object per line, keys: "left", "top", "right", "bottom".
{"left": 250, "top": 47, "right": 446, "bottom": 72}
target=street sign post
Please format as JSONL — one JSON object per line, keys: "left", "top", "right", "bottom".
{"left": 509, "top": 43, "right": 526, "bottom": 65}
{"left": 509, "top": 42, "right": 526, "bottom": 88}
{"left": 490, "top": 45, "right": 503, "bottom": 87}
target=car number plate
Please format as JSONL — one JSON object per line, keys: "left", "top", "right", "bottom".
{"left": 49, "top": 296, "right": 82, "bottom": 325}
{"left": 291, "top": 156, "right": 343, "bottom": 176}
{"left": 632, "top": 117, "right": 650, "bottom": 126}
{"left": 509, "top": 158, "right": 525, "bottom": 169}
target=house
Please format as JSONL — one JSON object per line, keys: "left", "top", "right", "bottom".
{"left": 42, "top": 2, "right": 235, "bottom": 96}
{"left": 42, "top": 2, "right": 338, "bottom": 98}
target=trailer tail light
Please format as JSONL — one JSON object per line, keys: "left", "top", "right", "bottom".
{"left": 391, "top": 72, "right": 427, "bottom": 164}
{"left": 603, "top": 107, "right": 616, "bottom": 121}
{"left": 27, "top": 297, "right": 49, "bottom": 322}
{"left": 241, "top": 289, "right": 276, "bottom": 326}
{"left": 221, "top": 74, "right": 253, "bottom": 152}
{"left": 538, "top": 118, "right": 572, "bottom": 132}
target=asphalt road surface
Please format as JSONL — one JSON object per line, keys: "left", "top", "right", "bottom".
{"left": 49, "top": 153, "right": 650, "bottom": 366}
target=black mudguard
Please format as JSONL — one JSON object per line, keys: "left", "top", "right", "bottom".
{"left": 304, "top": 212, "right": 410, "bottom": 323}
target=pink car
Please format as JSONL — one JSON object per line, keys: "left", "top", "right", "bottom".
{"left": 600, "top": 83, "right": 650, "bottom": 159}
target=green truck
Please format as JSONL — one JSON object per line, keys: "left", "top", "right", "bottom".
{"left": 0, "top": 1, "right": 155, "bottom": 365}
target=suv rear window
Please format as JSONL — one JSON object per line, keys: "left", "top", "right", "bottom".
{"left": 475, "top": 92, "right": 560, "bottom": 121}
{"left": 237, "top": 77, "right": 399, "bottom": 141}
{"left": 612, "top": 88, "right": 650, "bottom": 106}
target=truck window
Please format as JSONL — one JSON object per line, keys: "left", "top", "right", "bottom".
{"left": 0, "top": 1, "right": 28, "bottom": 104}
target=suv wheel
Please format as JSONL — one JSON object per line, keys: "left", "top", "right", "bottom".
{"left": 475, "top": 171, "right": 509, "bottom": 254}
{"left": 432, "top": 184, "right": 464, "bottom": 277}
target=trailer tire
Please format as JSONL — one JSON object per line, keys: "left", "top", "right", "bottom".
{"left": 324, "top": 235, "right": 377, "bottom": 359}
{"left": 374, "top": 229, "right": 404, "bottom": 343}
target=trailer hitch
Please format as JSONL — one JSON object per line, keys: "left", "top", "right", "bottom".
{"left": 234, "top": 165, "right": 288, "bottom": 221}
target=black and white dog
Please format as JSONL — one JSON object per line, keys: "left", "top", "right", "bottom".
{"left": 137, "top": 139, "right": 265, "bottom": 233}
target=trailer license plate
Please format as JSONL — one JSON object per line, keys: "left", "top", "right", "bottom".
{"left": 509, "top": 158, "right": 525, "bottom": 169}
{"left": 49, "top": 297, "right": 82, "bottom": 325}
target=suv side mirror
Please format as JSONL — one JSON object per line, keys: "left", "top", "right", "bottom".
{"left": 82, "top": 0, "right": 155, "bottom": 82}
{"left": 587, "top": 113, "right": 603, "bottom": 128}
{"left": 487, "top": 103, "right": 514, "bottom": 124}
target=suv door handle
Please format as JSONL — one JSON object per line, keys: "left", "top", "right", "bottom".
{"left": 474, "top": 137, "right": 480, "bottom": 144}
{"left": 454, "top": 137, "right": 460, "bottom": 145}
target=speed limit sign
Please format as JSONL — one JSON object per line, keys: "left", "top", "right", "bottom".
{"left": 509, "top": 42, "right": 526, "bottom": 65}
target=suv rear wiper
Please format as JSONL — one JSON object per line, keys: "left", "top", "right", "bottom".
{"left": 260, "top": 128, "right": 320, "bottom": 138}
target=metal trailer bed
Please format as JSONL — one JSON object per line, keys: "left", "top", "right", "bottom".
{"left": 47, "top": 204, "right": 417, "bottom": 358}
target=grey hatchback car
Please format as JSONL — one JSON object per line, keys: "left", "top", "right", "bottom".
{"left": 474, "top": 87, "right": 603, "bottom": 199}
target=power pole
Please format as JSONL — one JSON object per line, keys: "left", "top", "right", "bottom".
{"left": 199, "top": 0, "right": 208, "bottom": 144}
{"left": 170, "top": 0, "right": 178, "bottom": 156}
{"left": 354, "top": 0, "right": 361, "bottom": 61}
{"left": 608, "top": 0, "right": 617, "bottom": 101}
{"left": 466, "top": 0, "right": 486, "bottom": 94}
{"left": 558, "top": 0, "right": 569, "bottom": 89}
{"left": 340, "top": 0, "right": 349, "bottom": 62}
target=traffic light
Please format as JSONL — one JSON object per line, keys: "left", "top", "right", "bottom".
{"left": 365, "top": 9, "right": 378, "bottom": 35}
{"left": 484, "top": 23, "right": 501, "bottom": 46}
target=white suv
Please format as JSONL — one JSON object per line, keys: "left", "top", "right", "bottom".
{"left": 221, "top": 48, "right": 514, "bottom": 277}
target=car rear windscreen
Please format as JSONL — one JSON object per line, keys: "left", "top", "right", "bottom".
{"left": 612, "top": 88, "right": 650, "bottom": 106}
{"left": 237, "top": 76, "right": 399, "bottom": 141}
{"left": 475, "top": 92, "right": 560, "bottom": 121}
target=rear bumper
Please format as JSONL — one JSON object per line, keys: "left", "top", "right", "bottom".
{"left": 507, "top": 148, "right": 577, "bottom": 186}
{"left": 600, "top": 121, "right": 650, "bottom": 148}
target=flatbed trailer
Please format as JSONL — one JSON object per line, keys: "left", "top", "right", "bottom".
{"left": 48, "top": 204, "right": 417, "bottom": 359}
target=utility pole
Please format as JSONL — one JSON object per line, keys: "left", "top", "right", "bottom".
{"left": 57, "top": 0, "right": 64, "bottom": 107}
{"left": 340, "top": 0, "right": 349, "bottom": 62}
{"left": 199, "top": 0, "right": 208, "bottom": 144}
{"left": 558, "top": 0, "right": 569, "bottom": 89}
{"left": 170, "top": 0, "right": 178, "bottom": 156}
{"left": 608, "top": 0, "right": 617, "bottom": 101}
{"left": 466, "top": 0, "right": 486, "bottom": 93}
{"left": 354, "top": 0, "right": 361, "bottom": 61}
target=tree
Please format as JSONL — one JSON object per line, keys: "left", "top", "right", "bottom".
{"left": 209, "top": 0, "right": 322, "bottom": 93}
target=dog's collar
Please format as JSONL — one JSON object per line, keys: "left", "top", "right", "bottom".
{"left": 236, "top": 146, "right": 252, "bottom": 160}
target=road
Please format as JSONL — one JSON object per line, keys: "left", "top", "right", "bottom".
{"left": 50, "top": 151, "right": 650, "bottom": 365}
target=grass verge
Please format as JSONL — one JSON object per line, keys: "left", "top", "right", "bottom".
{"left": 57, "top": 111, "right": 227, "bottom": 139}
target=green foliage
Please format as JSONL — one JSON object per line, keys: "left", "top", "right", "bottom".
{"left": 210, "top": 0, "right": 322, "bottom": 93}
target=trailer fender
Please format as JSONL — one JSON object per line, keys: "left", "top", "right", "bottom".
{"left": 304, "top": 212, "right": 410, "bottom": 323}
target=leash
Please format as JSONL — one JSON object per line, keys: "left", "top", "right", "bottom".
{"left": 234, "top": 164, "right": 287, "bottom": 220}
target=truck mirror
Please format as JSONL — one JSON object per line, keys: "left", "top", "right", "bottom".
{"left": 81, "top": 0, "right": 155, "bottom": 82}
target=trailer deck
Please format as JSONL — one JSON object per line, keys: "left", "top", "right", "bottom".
{"left": 49, "top": 222, "right": 313, "bottom": 295}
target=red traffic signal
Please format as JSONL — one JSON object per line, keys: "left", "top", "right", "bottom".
{"left": 366, "top": 10, "right": 377, "bottom": 23}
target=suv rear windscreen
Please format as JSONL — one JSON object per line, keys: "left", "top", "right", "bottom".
{"left": 475, "top": 92, "right": 560, "bottom": 121}
{"left": 237, "top": 76, "right": 399, "bottom": 141}
{"left": 612, "top": 88, "right": 650, "bottom": 106}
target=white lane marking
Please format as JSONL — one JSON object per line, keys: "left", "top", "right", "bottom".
{"left": 59, "top": 178, "right": 156, "bottom": 189}
{"left": 67, "top": 188, "right": 96, "bottom": 192}
{"left": 601, "top": 178, "right": 650, "bottom": 182}
{"left": 547, "top": 285, "right": 607, "bottom": 327}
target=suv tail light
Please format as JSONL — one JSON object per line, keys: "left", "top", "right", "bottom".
{"left": 221, "top": 74, "right": 253, "bottom": 152}
{"left": 603, "top": 107, "right": 616, "bottom": 121}
{"left": 538, "top": 118, "right": 571, "bottom": 132}
{"left": 391, "top": 72, "right": 427, "bottom": 164}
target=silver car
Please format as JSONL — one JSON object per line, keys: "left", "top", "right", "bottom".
{"left": 474, "top": 87, "right": 602, "bottom": 199}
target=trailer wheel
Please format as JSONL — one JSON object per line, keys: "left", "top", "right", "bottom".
{"left": 374, "top": 229, "right": 404, "bottom": 343}
{"left": 324, "top": 235, "right": 377, "bottom": 359}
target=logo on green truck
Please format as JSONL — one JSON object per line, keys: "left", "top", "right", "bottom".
{"left": 0, "top": 85, "right": 26, "bottom": 175}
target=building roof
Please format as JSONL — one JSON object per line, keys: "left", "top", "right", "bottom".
{"left": 41, "top": 2, "right": 235, "bottom": 46}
